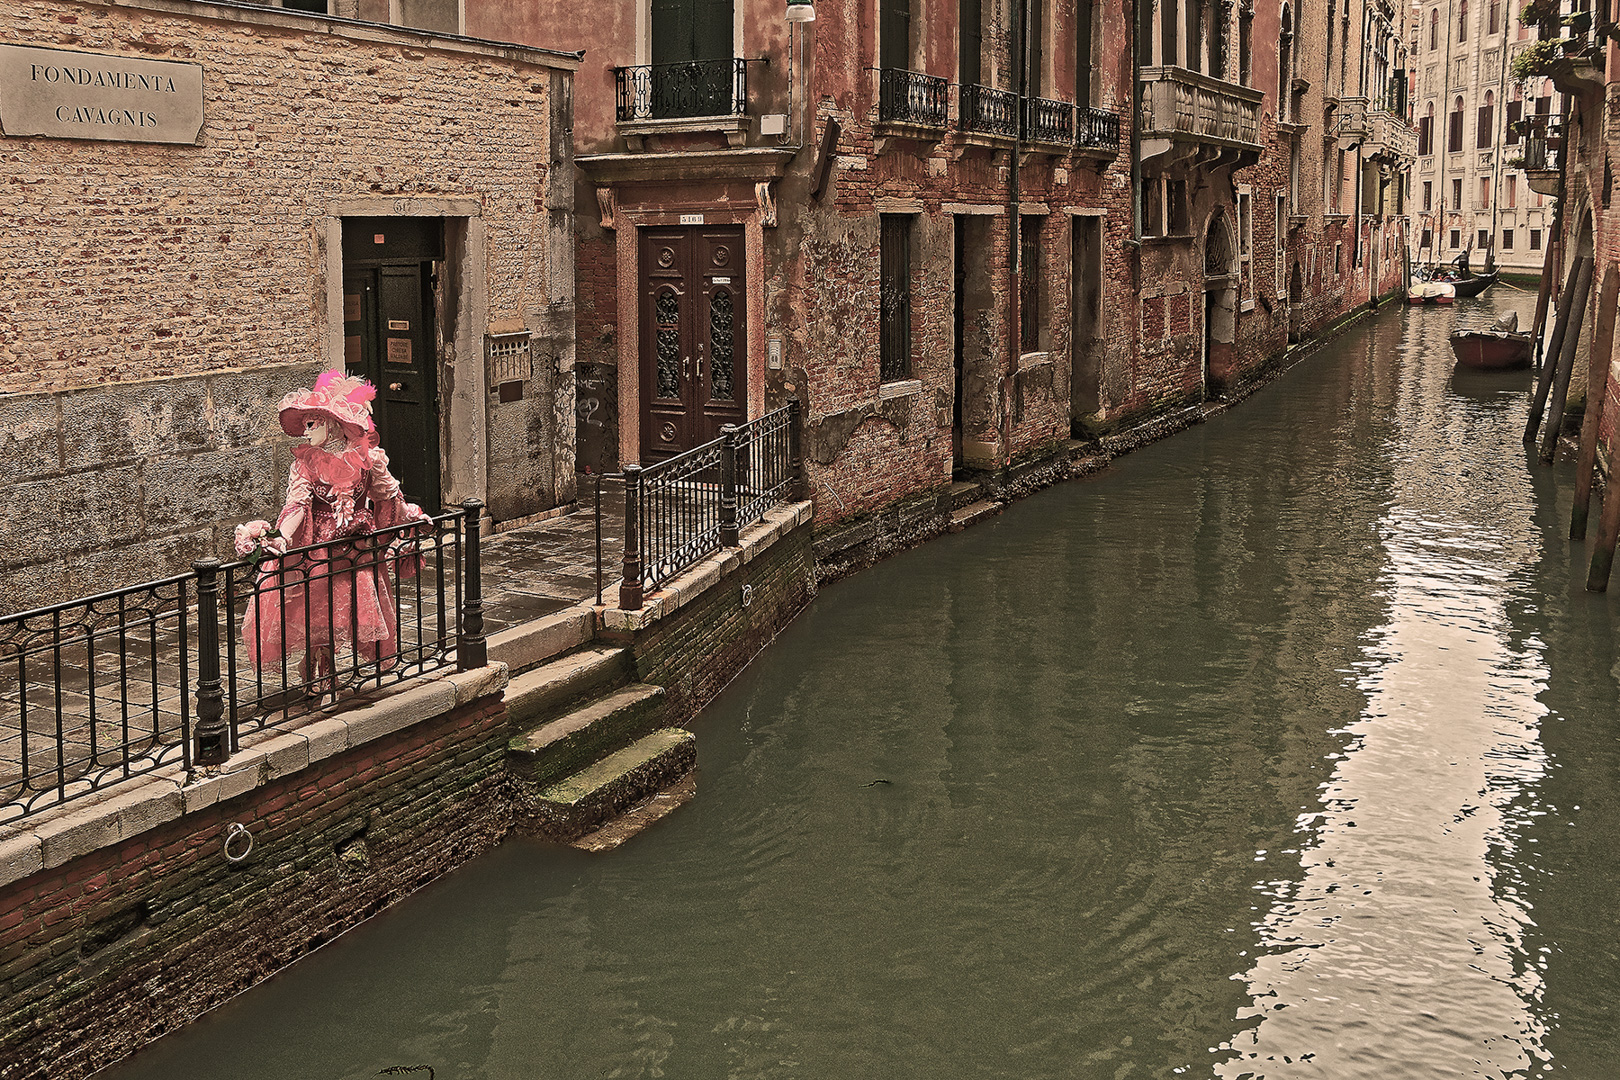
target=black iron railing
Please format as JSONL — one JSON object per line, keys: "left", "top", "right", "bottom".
{"left": 1520, "top": 115, "right": 1564, "bottom": 171}
{"left": 960, "top": 83, "right": 1019, "bottom": 137}
{"left": 878, "top": 68, "right": 949, "bottom": 127}
{"left": 1023, "top": 96, "right": 1075, "bottom": 144}
{"left": 1, "top": 502, "right": 486, "bottom": 823}
{"left": 1076, "top": 105, "right": 1122, "bottom": 150}
{"left": 620, "top": 400, "right": 804, "bottom": 609}
{"left": 615, "top": 58, "right": 748, "bottom": 122}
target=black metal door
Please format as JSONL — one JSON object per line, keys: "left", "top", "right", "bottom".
{"left": 639, "top": 225, "right": 746, "bottom": 461}
{"left": 652, "top": 0, "right": 732, "bottom": 62}
{"left": 342, "top": 264, "right": 440, "bottom": 508}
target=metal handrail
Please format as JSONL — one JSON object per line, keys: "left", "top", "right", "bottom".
{"left": 619, "top": 400, "right": 804, "bottom": 610}
{"left": 0, "top": 502, "right": 485, "bottom": 822}
{"left": 878, "top": 68, "right": 949, "bottom": 127}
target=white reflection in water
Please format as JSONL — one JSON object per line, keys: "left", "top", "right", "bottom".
{"left": 1219, "top": 370, "right": 1551, "bottom": 1077}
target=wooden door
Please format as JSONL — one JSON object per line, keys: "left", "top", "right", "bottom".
{"left": 342, "top": 264, "right": 441, "bottom": 507}
{"left": 639, "top": 226, "right": 747, "bottom": 461}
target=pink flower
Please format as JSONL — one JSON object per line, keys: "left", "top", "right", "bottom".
{"left": 234, "top": 520, "right": 275, "bottom": 556}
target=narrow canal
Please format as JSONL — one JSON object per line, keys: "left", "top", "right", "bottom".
{"left": 107, "top": 290, "right": 1620, "bottom": 1080}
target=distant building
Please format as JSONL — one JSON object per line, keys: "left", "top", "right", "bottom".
{"left": 1411, "top": 0, "right": 1563, "bottom": 274}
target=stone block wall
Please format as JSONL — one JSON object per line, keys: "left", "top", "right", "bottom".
{"left": 0, "top": 689, "right": 511, "bottom": 1080}
{"left": 0, "top": 0, "right": 579, "bottom": 608}
{"left": 0, "top": 364, "right": 313, "bottom": 617}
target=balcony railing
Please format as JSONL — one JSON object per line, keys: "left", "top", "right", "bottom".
{"left": 959, "top": 84, "right": 1019, "bottom": 137}
{"left": 1520, "top": 115, "right": 1564, "bottom": 173}
{"left": 1368, "top": 106, "right": 1417, "bottom": 163}
{"left": 1076, "top": 105, "right": 1122, "bottom": 151}
{"left": 1023, "top": 95, "right": 1074, "bottom": 144}
{"left": 615, "top": 58, "right": 748, "bottom": 122}
{"left": 1138, "top": 65, "right": 1264, "bottom": 151}
{"left": 878, "top": 68, "right": 949, "bottom": 128}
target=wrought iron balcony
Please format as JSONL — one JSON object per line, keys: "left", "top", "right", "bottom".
{"left": 615, "top": 58, "right": 747, "bottom": 122}
{"left": 959, "top": 84, "right": 1018, "bottom": 137}
{"left": 1075, "top": 105, "right": 1121, "bottom": 152}
{"left": 1519, "top": 115, "right": 1564, "bottom": 195}
{"left": 1023, "top": 95, "right": 1074, "bottom": 146}
{"left": 878, "top": 68, "right": 949, "bottom": 129}
{"left": 1137, "top": 65, "right": 1264, "bottom": 155}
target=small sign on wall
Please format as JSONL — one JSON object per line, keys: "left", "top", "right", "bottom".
{"left": 679, "top": 213, "right": 705, "bottom": 225}
{"left": 0, "top": 45, "right": 204, "bottom": 144}
{"left": 486, "top": 332, "right": 534, "bottom": 388}
{"left": 386, "top": 338, "right": 412, "bottom": 365}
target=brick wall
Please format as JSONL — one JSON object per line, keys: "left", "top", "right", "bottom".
{"left": 0, "top": 692, "right": 511, "bottom": 1080}
{"left": 624, "top": 523, "right": 817, "bottom": 725}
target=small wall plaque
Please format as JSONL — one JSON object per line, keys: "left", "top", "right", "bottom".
{"left": 388, "top": 319, "right": 409, "bottom": 330}
{"left": 679, "top": 213, "right": 704, "bottom": 225}
{"left": 386, "top": 338, "right": 412, "bottom": 365}
{"left": 344, "top": 294, "right": 361, "bottom": 322}
{"left": 486, "top": 331, "right": 534, "bottom": 386}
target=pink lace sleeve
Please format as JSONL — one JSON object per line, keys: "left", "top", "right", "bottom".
{"left": 367, "top": 447, "right": 404, "bottom": 503}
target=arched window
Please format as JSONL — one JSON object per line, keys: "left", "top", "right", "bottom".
{"left": 1506, "top": 82, "right": 1523, "bottom": 144}
{"left": 1419, "top": 101, "right": 1435, "bottom": 155}
{"left": 1478, "top": 89, "right": 1495, "bottom": 147}
{"left": 1449, "top": 94, "right": 1465, "bottom": 151}
{"left": 1430, "top": 7, "right": 1439, "bottom": 49}
{"left": 1489, "top": 0, "right": 1500, "bottom": 34}
{"left": 1458, "top": 0, "right": 1469, "bottom": 41}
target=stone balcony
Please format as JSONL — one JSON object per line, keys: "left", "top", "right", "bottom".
{"left": 1335, "top": 96, "right": 1416, "bottom": 164}
{"left": 1138, "top": 65, "right": 1264, "bottom": 167}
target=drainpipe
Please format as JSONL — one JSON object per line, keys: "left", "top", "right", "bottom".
{"left": 1002, "top": 0, "right": 1027, "bottom": 467}
{"left": 1131, "top": 0, "right": 1144, "bottom": 244}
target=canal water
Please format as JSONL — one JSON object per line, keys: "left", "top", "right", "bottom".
{"left": 107, "top": 290, "right": 1620, "bottom": 1080}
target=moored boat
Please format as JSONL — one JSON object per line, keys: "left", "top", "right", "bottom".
{"left": 1449, "top": 268, "right": 1500, "bottom": 298}
{"left": 1450, "top": 311, "right": 1532, "bottom": 369}
{"left": 1408, "top": 278, "right": 1456, "bottom": 304}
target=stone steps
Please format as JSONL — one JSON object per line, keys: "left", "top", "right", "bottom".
{"left": 949, "top": 498, "right": 1003, "bottom": 532}
{"left": 947, "top": 480, "right": 985, "bottom": 510}
{"left": 503, "top": 643, "right": 632, "bottom": 730}
{"left": 524, "top": 728, "right": 697, "bottom": 844}
{"left": 508, "top": 682, "right": 667, "bottom": 789}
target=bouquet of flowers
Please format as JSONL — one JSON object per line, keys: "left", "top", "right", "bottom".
{"left": 234, "top": 520, "right": 286, "bottom": 568}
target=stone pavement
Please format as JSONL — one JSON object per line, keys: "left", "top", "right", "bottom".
{"left": 478, "top": 476, "right": 624, "bottom": 635}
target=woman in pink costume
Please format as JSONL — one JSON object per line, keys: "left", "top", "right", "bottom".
{"left": 242, "top": 371, "right": 427, "bottom": 692}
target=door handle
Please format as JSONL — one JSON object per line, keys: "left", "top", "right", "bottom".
{"left": 682, "top": 356, "right": 691, "bottom": 379}
{"left": 389, "top": 382, "right": 404, "bottom": 391}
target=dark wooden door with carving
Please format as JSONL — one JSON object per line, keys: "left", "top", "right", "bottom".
{"left": 638, "top": 225, "right": 746, "bottom": 461}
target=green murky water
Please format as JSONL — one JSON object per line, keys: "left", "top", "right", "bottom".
{"left": 106, "top": 292, "right": 1620, "bottom": 1079}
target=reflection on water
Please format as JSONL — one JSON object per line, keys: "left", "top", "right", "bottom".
{"left": 1220, "top": 298, "right": 1553, "bottom": 1077}
{"left": 103, "top": 290, "right": 1620, "bottom": 1080}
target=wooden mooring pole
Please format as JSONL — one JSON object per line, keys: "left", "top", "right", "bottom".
{"left": 1540, "top": 257, "right": 1594, "bottom": 465}
{"left": 1527, "top": 254, "right": 1588, "bottom": 447}
{"left": 1572, "top": 267, "right": 1619, "bottom": 539}
{"left": 1529, "top": 239, "right": 1560, "bottom": 369}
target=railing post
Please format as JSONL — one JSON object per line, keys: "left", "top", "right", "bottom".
{"left": 458, "top": 498, "right": 487, "bottom": 671}
{"left": 192, "top": 559, "right": 229, "bottom": 767}
{"left": 621, "top": 464, "right": 644, "bottom": 610}
{"left": 720, "top": 424, "right": 741, "bottom": 547}
{"left": 788, "top": 396, "right": 809, "bottom": 502}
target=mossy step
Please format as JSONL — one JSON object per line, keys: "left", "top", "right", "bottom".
{"left": 525, "top": 728, "right": 696, "bottom": 842}
{"left": 507, "top": 682, "right": 666, "bottom": 788}
{"left": 948, "top": 480, "right": 984, "bottom": 510}
{"left": 948, "top": 499, "right": 1002, "bottom": 532}
{"left": 504, "top": 644, "right": 632, "bottom": 730}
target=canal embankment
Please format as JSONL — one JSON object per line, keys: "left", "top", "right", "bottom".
{"left": 2, "top": 295, "right": 1418, "bottom": 1080}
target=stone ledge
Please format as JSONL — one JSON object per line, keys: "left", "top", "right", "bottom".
{"left": 599, "top": 501, "right": 811, "bottom": 633}
{"left": 0, "top": 663, "right": 509, "bottom": 891}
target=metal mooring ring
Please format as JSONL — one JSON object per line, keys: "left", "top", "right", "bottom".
{"left": 740, "top": 584, "right": 754, "bottom": 609}
{"left": 223, "top": 822, "right": 254, "bottom": 864}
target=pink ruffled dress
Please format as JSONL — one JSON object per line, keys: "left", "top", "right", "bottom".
{"left": 243, "top": 443, "right": 426, "bottom": 673}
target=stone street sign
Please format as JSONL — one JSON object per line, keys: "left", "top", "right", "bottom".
{"left": 0, "top": 44, "right": 203, "bottom": 144}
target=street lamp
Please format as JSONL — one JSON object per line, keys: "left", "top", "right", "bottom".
{"left": 786, "top": 0, "right": 815, "bottom": 22}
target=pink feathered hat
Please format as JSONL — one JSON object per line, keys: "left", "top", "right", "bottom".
{"left": 278, "top": 371, "right": 378, "bottom": 441}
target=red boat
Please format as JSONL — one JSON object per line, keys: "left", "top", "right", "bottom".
{"left": 1450, "top": 312, "right": 1533, "bottom": 369}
